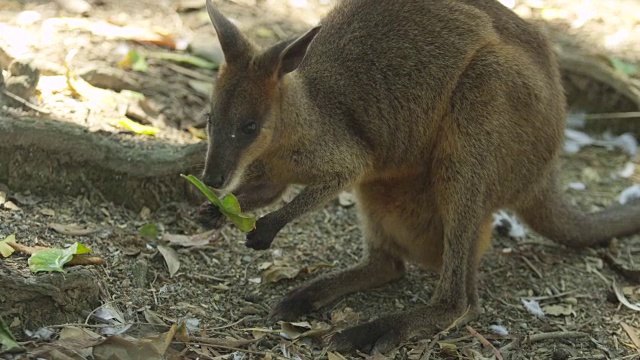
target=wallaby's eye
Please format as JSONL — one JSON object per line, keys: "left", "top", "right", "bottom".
{"left": 241, "top": 121, "right": 257, "bottom": 135}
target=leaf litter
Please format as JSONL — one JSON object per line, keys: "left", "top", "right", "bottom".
{"left": 0, "top": 0, "right": 634, "bottom": 358}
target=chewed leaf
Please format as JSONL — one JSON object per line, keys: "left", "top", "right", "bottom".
{"left": 221, "top": 194, "right": 241, "bottom": 214}
{"left": 64, "top": 242, "right": 92, "bottom": 255}
{"left": 181, "top": 174, "right": 256, "bottom": 232}
{"left": 28, "top": 242, "right": 92, "bottom": 273}
{"left": 225, "top": 212, "right": 256, "bottom": 232}
{"left": 180, "top": 174, "right": 222, "bottom": 207}
{"left": 29, "top": 248, "right": 73, "bottom": 273}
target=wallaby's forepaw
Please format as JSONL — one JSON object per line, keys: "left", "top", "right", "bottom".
{"left": 196, "top": 202, "right": 225, "bottom": 229}
{"left": 269, "top": 288, "right": 316, "bottom": 322}
{"left": 245, "top": 217, "right": 280, "bottom": 250}
{"left": 329, "top": 316, "right": 407, "bottom": 354}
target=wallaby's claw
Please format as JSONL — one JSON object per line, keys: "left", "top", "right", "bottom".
{"left": 269, "top": 289, "right": 315, "bottom": 322}
{"left": 196, "top": 202, "right": 225, "bottom": 229}
{"left": 329, "top": 317, "right": 405, "bottom": 354}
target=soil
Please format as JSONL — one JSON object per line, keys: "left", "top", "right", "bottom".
{"left": 1, "top": 0, "right": 640, "bottom": 359}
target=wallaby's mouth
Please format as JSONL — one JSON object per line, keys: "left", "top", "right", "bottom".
{"left": 202, "top": 166, "right": 244, "bottom": 195}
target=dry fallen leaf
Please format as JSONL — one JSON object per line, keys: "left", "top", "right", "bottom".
{"left": 162, "top": 229, "right": 219, "bottom": 247}
{"left": 157, "top": 244, "right": 180, "bottom": 277}
{"left": 48, "top": 223, "right": 99, "bottom": 236}
{"left": 613, "top": 281, "right": 640, "bottom": 312}
{"left": 621, "top": 322, "right": 640, "bottom": 354}
{"left": 280, "top": 321, "right": 332, "bottom": 341}
{"left": 261, "top": 264, "right": 300, "bottom": 284}
{"left": 330, "top": 307, "right": 359, "bottom": 327}
{"left": 327, "top": 352, "right": 349, "bottom": 360}
{"left": 39, "top": 208, "right": 55, "bottom": 217}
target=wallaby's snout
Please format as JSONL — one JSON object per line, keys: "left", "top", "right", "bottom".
{"left": 200, "top": 169, "right": 224, "bottom": 189}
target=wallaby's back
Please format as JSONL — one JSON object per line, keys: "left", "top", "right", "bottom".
{"left": 298, "top": 0, "right": 564, "bottom": 171}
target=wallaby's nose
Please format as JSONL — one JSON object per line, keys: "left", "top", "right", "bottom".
{"left": 203, "top": 173, "right": 224, "bottom": 189}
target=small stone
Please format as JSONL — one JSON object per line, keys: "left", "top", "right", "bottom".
{"left": 552, "top": 349, "right": 571, "bottom": 360}
{"left": 140, "top": 206, "right": 151, "bottom": 220}
{"left": 39, "top": 208, "right": 55, "bottom": 216}
{"left": 564, "top": 297, "right": 578, "bottom": 305}
{"left": 3, "top": 201, "right": 21, "bottom": 211}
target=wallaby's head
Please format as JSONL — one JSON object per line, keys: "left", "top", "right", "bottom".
{"left": 201, "top": 0, "right": 320, "bottom": 191}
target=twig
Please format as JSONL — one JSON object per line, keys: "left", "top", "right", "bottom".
{"left": 584, "top": 112, "right": 640, "bottom": 120}
{"left": 557, "top": 49, "right": 640, "bottom": 108}
{"left": 466, "top": 326, "right": 503, "bottom": 360}
{"left": 188, "top": 336, "right": 257, "bottom": 348}
{"left": 1, "top": 89, "right": 51, "bottom": 114}
{"left": 522, "top": 290, "right": 577, "bottom": 301}
{"left": 165, "top": 62, "right": 215, "bottom": 82}
{"left": 526, "top": 331, "right": 588, "bottom": 343}
{"left": 522, "top": 255, "right": 543, "bottom": 279}
{"left": 500, "top": 331, "right": 589, "bottom": 353}
{"left": 179, "top": 341, "right": 282, "bottom": 358}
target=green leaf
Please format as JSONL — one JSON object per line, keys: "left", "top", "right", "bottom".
{"left": 225, "top": 212, "right": 256, "bottom": 232}
{"left": 64, "top": 242, "right": 92, "bottom": 256}
{"left": 114, "top": 118, "right": 160, "bottom": 136}
{"left": 180, "top": 174, "right": 223, "bottom": 207}
{"left": 609, "top": 56, "right": 638, "bottom": 77}
{"left": 0, "top": 315, "right": 23, "bottom": 354}
{"left": 180, "top": 174, "right": 256, "bottom": 232}
{"left": 0, "top": 234, "right": 16, "bottom": 258}
{"left": 28, "top": 248, "right": 72, "bottom": 273}
{"left": 139, "top": 223, "right": 159, "bottom": 240}
{"left": 221, "top": 193, "right": 241, "bottom": 213}
{"left": 28, "top": 242, "right": 92, "bottom": 273}
{"left": 145, "top": 51, "right": 218, "bottom": 69}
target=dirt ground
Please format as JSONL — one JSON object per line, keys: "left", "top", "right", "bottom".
{"left": 1, "top": 0, "right": 640, "bottom": 359}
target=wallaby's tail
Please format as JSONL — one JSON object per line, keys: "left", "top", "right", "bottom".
{"left": 516, "top": 169, "right": 640, "bottom": 248}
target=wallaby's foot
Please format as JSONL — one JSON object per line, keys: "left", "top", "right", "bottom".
{"left": 245, "top": 216, "right": 282, "bottom": 250}
{"left": 268, "top": 287, "right": 316, "bottom": 322}
{"left": 329, "top": 302, "right": 480, "bottom": 354}
{"left": 269, "top": 249, "right": 405, "bottom": 321}
{"left": 196, "top": 202, "right": 225, "bottom": 229}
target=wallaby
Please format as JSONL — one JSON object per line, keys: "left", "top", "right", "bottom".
{"left": 198, "top": 0, "right": 640, "bottom": 353}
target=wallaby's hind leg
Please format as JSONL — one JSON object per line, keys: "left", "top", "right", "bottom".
{"left": 269, "top": 239, "right": 405, "bottom": 322}
{"left": 516, "top": 168, "right": 640, "bottom": 248}
{"left": 330, "top": 180, "right": 491, "bottom": 354}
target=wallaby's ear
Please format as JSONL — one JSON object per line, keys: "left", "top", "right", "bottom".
{"left": 206, "top": 0, "right": 252, "bottom": 64}
{"left": 258, "top": 26, "right": 321, "bottom": 79}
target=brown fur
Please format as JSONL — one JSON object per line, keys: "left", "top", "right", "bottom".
{"left": 200, "top": 0, "right": 640, "bottom": 353}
